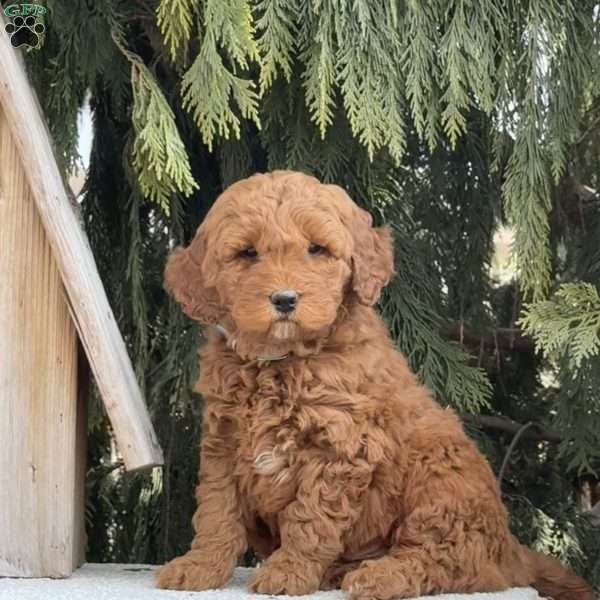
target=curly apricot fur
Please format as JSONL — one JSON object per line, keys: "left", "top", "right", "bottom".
{"left": 157, "top": 171, "right": 593, "bottom": 600}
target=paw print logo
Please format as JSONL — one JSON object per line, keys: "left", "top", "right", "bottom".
{"left": 5, "top": 15, "right": 45, "bottom": 48}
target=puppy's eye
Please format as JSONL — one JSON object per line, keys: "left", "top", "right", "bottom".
{"left": 308, "top": 243, "right": 326, "bottom": 256}
{"left": 239, "top": 247, "right": 258, "bottom": 259}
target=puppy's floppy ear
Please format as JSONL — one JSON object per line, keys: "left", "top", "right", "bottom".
{"left": 350, "top": 207, "right": 395, "bottom": 305}
{"left": 164, "top": 227, "right": 224, "bottom": 324}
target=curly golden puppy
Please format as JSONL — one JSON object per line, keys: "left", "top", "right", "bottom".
{"left": 157, "top": 171, "right": 592, "bottom": 600}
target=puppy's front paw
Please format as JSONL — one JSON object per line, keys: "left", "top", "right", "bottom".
{"left": 156, "top": 552, "right": 233, "bottom": 591}
{"left": 248, "top": 550, "right": 321, "bottom": 595}
{"left": 341, "top": 559, "right": 407, "bottom": 600}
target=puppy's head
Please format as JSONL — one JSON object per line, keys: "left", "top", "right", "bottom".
{"left": 165, "top": 171, "right": 394, "bottom": 352}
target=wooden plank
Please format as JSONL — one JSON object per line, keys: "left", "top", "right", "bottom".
{"left": 0, "top": 105, "right": 85, "bottom": 577}
{"left": 0, "top": 17, "right": 163, "bottom": 471}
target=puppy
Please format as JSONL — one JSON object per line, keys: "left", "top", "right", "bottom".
{"left": 157, "top": 171, "right": 593, "bottom": 600}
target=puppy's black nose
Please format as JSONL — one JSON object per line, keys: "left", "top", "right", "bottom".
{"left": 270, "top": 289, "right": 298, "bottom": 314}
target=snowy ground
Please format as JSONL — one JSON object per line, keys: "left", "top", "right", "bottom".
{"left": 0, "top": 564, "right": 543, "bottom": 600}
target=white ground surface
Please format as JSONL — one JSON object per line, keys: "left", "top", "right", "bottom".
{"left": 0, "top": 564, "right": 544, "bottom": 600}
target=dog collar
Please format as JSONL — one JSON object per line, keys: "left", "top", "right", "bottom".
{"left": 214, "top": 324, "right": 289, "bottom": 363}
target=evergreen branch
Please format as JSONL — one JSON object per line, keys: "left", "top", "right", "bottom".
{"left": 113, "top": 33, "right": 199, "bottom": 211}
{"left": 206, "top": 0, "right": 258, "bottom": 68}
{"left": 546, "top": 3, "right": 594, "bottom": 182}
{"left": 439, "top": 0, "right": 472, "bottom": 147}
{"left": 254, "top": 0, "right": 298, "bottom": 92}
{"left": 381, "top": 230, "right": 493, "bottom": 412}
{"left": 553, "top": 356, "right": 600, "bottom": 476}
{"left": 501, "top": 2, "right": 553, "bottom": 299}
{"left": 300, "top": 1, "right": 336, "bottom": 138}
{"left": 520, "top": 283, "right": 600, "bottom": 369}
{"left": 336, "top": 3, "right": 406, "bottom": 161}
{"left": 181, "top": 0, "right": 260, "bottom": 149}
{"left": 156, "top": 0, "right": 199, "bottom": 61}
{"left": 403, "top": 1, "right": 442, "bottom": 151}
{"left": 462, "top": 414, "right": 563, "bottom": 443}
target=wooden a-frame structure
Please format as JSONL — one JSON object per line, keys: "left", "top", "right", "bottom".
{"left": 0, "top": 17, "right": 163, "bottom": 578}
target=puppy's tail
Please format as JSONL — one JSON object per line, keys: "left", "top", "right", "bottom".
{"left": 525, "top": 548, "right": 595, "bottom": 600}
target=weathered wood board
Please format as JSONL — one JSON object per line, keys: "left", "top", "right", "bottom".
{"left": 0, "top": 106, "right": 85, "bottom": 577}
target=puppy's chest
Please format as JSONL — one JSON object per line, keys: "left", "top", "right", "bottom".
{"left": 224, "top": 365, "right": 357, "bottom": 512}
{"left": 235, "top": 371, "right": 307, "bottom": 501}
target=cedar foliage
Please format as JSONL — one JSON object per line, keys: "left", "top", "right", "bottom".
{"left": 18, "top": 0, "right": 600, "bottom": 590}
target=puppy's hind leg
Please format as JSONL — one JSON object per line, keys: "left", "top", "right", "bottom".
{"left": 341, "top": 491, "right": 517, "bottom": 600}
{"left": 341, "top": 542, "right": 510, "bottom": 600}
